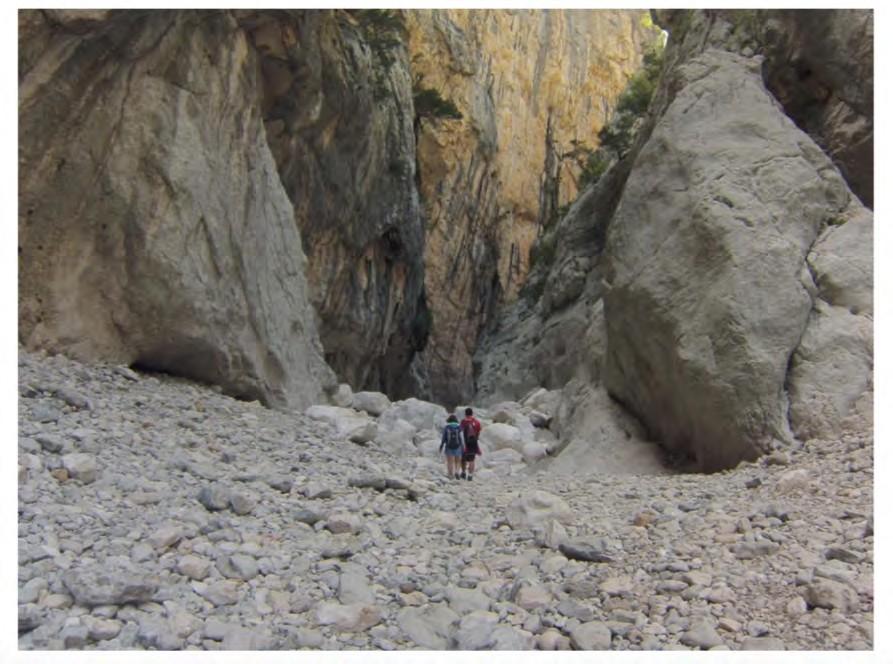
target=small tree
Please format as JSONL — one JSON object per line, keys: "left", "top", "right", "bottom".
{"left": 413, "top": 87, "right": 463, "bottom": 121}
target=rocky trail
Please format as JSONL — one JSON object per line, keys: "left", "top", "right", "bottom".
{"left": 17, "top": 349, "right": 873, "bottom": 651}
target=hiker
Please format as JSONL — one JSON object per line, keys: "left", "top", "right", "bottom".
{"left": 459, "top": 407, "right": 482, "bottom": 481}
{"left": 439, "top": 413, "right": 465, "bottom": 479}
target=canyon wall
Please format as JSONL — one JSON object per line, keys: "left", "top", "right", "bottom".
{"left": 476, "top": 9, "right": 873, "bottom": 472}
{"left": 407, "top": 9, "right": 661, "bottom": 405}
{"left": 19, "top": 8, "right": 658, "bottom": 408}
{"left": 19, "top": 10, "right": 335, "bottom": 409}
{"left": 242, "top": 10, "right": 430, "bottom": 399}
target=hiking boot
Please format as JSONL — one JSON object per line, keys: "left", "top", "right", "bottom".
{"left": 467, "top": 474, "right": 473, "bottom": 481}
{"left": 460, "top": 471, "right": 466, "bottom": 479}
{"left": 454, "top": 473, "right": 460, "bottom": 480}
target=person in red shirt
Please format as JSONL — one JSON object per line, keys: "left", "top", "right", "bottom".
{"left": 459, "top": 407, "right": 482, "bottom": 481}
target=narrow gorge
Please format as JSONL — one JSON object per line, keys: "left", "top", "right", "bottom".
{"left": 17, "top": 8, "right": 874, "bottom": 653}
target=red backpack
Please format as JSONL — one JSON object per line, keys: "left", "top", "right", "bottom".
{"left": 461, "top": 416, "right": 481, "bottom": 441}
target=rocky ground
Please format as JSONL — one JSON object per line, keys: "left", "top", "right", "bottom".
{"left": 17, "top": 349, "right": 873, "bottom": 650}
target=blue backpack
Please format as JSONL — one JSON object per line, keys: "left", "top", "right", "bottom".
{"left": 445, "top": 426, "right": 462, "bottom": 450}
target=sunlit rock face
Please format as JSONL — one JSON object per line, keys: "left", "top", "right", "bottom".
{"left": 406, "top": 9, "right": 660, "bottom": 405}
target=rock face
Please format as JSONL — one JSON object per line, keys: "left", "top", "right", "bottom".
{"left": 759, "top": 10, "right": 874, "bottom": 208}
{"left": 19, "top": 9, "right": 660, "bottom": 408}
{"left": 603, "top": 46, "right": 852, "bottom": 471}
{"left": 406, "top": 9, "right": 662, "bottom": 404}
{"left": 246, "top": 10, "right": 429, "bottom": 399}
{"left": 19, "top": 9, "right": 335, "bottom": 409}
{"left": 476, "top": 9, "right": 873, "bottom": 473}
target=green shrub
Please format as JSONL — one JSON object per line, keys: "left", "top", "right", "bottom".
{"left": 529, "top": 232, "right": 557, "bottom": 272}
{"left": 413, "top": 87, "right": 463, "bottom": 121}
{"left": 595, "top": 41, "right": 664, "bottom": 160}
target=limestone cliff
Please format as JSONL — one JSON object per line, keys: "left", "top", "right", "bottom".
{"left": 19, "top": 9, "right": 335, "bottom": 409}
{"left": 476, "top": 8, "right": 873, "bottom": 472}
{"left": 242, "top": 10, "right": 429, "bottom": 399}
{"left": 406, "top": 9, "right": 661, "bottom": 405}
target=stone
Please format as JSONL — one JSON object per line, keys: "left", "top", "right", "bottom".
{"left": 18, "top": 605, "right": 42, "bottom": 634}
{"left": 378, "top": 399, "right": 447, "bottom": 433}
{"left": 61, "top": 453, "right": 97, "bottom": 483}
{"left": 294, "top": 510, "right": 323, "bottom": 526}
{"left": 777, "top": 469, "right": 812, "bottom": 493}
{"left": 294, "top": 628, "right": 325, "bottom": 648}
{"left": 559, "top": 540, "right": 614, "bottom": 563}
{"left": 137, "top": 616, "right": 183, "bottom": 650}
{"left": 805, "top": 579, "right": 858, "bottom": 611}
{"left": 537, "top": 628, "right": 572, "bottom": 650}
{"left": 506, "top": 490, "right": 573, "bottom": 529}
{"left": 600, "top": 575, "right": 634, "bottom": 597}
{"left": 349, "top": 476, "right": 388, "bottom": 491}
{"left": 680, "top": 620, "right": 725, "bottom": 650}
{"left": 30, "top": 402, "right": 62, "bottom": 423}
{"left": 222, "top": 627, "right": 275, "bottom": 650}
{"left": 824, "top": 547, "right": 864, "bottom": 564}
{"left": 569, "top": 621, "right": 612, "bottom": 650}
{"left": 266, "top": 475, "right": 294, "bottom": 493}
{"left": 785, "top": 596, "right": 807, "bottom": 616}
{"left": 228, "top": 491, "right": 257, "bottom": 515}
{"left": 85, "top": 617, "right": 122, "bottom": 641}
{"left": 148, "top": 525, "right": 183, "bottom": 551}
{"left": 533, "top": 519, "right": 568, "bottom": 550}
{"left": 339, "top": 570, "right": 375, "bottom": 605}
{"left": 455, "top": 610, "right": 499, "bottom": 649}
{"left": 602, "top": 47, "right": 853, "bottom": 472}
{"left": 216, "top": 553, "right": 259, "bottom": 581}
{"left": 732, "top": 541, "right": 780, "bottom": 559}
{"left": 446, "top": 587, "right": 491, "bottom": 615}
{"left": 20, "top": 578, "right": 48, "bottom": 605}
{"left": 61, "top": 623, "right": 89, "bottom": 649}
{"left": 326, "top": 513, "right": 362, "bottom": 535}
{"left": 315, "top": 602, "right": 382, "bottom": 632}
{"left": 397, "top": 605, "right": 459, "bottom": 649}
{"left": 480, "top": 423, "right": 524, "bottom": 454}
{"left": 63, "top": 564, "right": 158, "bottom": 607}
{"left": 347, "top": 423, "right": 377, "bottom": 446}
{"left": 490, "top": 625, "right": 535, "bottom": 650}
{"left": 740, "top": 637, "right": 786, "bottom": 650}
{"left": 192, "top": 580, "right": 240, "bottom": 607}
{"left": 35, "top": 433, "right": 65, "bottom": 453}
{"left": 515, "top": 584, "right": 552, "bottom": 611}
{"left": 331, "top": 384, "right": 354, "bottom": 408}
{"left": 302, "top": 483, "right": 333, "bottom": 500}
{"left": 352, "top": 391, "right": 391, "bottom": 416}
{"left": 197, "top": 485, "right": 231, "bottom": 511}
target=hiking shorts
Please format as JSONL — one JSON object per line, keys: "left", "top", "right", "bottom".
{"left": 463, "top": 439, "right": 479, "bottom": 462}
{"left": 444, "top": 446, "right": 463, "bottom": 458}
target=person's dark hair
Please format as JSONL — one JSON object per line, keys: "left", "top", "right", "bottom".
{"left": 447, "top": 414, "right": 458, "bottom": 423}
{"left": 465, "top": 407, "right": 473, "bottom": 416}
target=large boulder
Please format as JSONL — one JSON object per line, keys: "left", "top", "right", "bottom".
{"left": 379, "top": 398, "right": 447, "bottom": 433}
{"left": 18, "top": 10, "right": 335, "bottom": 409}
{"left": 479, "top": 422, "right": 524, "bottom": 454}
{"left": 305, "top": 405, "right": 374, "bottom": 440}
{"left": 505, "top": 490, "right": 574, "bottom": 529}
{"left": 352, "top": 391, "right": 392, "bottom": 417}
{"left": 602, "top": 48, "right": 852, "bottom": 471}
{"left": 787, "top": 202, "right": 873, "bottom": 439}
{"left": 544, "top": 381, "right": 669, "bottom": 476}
